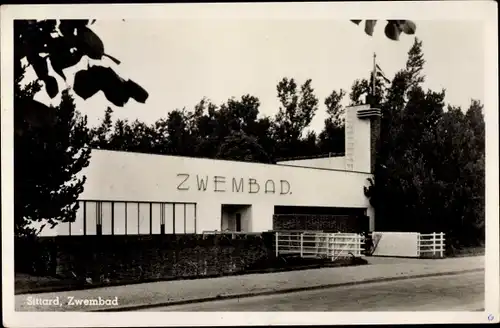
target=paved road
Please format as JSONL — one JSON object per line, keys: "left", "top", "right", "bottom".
{"left": 139, "top": 271, "right": 484, "bottom": 312}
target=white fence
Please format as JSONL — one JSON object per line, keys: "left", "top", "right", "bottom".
{"left": 274, "top": 231, "right": 365, "bottom": 261}
{"left": 417, "top": 232, "right": 445, "bottom": 258}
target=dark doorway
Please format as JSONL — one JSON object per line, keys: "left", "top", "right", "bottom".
{"left": 221, "top": 204, "right": 251, "bottom": 232}
{"left": 235, "top": 213, "right": 242, "bottom": 232}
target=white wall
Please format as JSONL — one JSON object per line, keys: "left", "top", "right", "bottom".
{"left": 35, "top": 149, "right": 374, "bottom": 236}
{"left": 78, "top": 150, "right": 372, "bottom": 206}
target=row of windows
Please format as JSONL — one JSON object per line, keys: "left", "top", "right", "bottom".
{"left": 57, "top": 201, "right": 197, "bottom": 236}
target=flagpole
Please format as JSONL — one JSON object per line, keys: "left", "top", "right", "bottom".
{"left": 372, "top": 52, "right": 377, "bottom": 98}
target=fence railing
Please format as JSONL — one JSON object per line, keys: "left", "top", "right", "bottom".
{"left": 274, "top": 231, "right": 364, "bottom": 261}
{"left": 417, "top": 232, "right": 445, "bottom": 258}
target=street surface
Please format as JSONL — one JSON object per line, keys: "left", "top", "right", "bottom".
{"left": 139, "top": 271, "right": 484, "bottom": 312}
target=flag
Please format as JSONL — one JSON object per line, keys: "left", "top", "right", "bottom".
{"left": 375, "top": 64, "right": 391, "bottom": 84}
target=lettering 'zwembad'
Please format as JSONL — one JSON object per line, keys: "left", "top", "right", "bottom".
{"left": 176, "top": 174, "right": 292, "bottom": 195}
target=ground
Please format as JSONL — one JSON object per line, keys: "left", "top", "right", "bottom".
{"left": 15, "top": 254, "right": 484, "bottom": 312}
{"left": 141, "top": 271, "right": 484, "bottom": 312}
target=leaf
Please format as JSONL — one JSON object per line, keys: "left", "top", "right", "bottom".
{"left": 364, "top": 20, "right": 377, "bottom": 36}
{"left": 402, "top": 20, "right": 417, "bottom": 35}
{"left": 126, "top": 79, "right": 149, "bottom": 104}
{"left": 50, "top": 51, "right": 83, "bottom": 80}
{"left": 73, "top": 69, "right": 101, "bottom": 100}
{"left": 77, "top": 27, "right": 105, "bottom": 60}
{"left": 27, "top": 53, "right": 49, "bottom": 80}
{"left": 48, "top": 37, "right": 83, "bottom": 80}
{"left": 384, "top": 21, "right": 402, "bottom": 41}
{"left": 91, "top": 66, "right": 130, "bottom": 107}
{"left": 43, "top": 75, "right": 59, "bottom": 98}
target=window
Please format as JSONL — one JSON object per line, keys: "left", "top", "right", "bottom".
{"left": 113, "top": 202, "right": 126, "bottom": 235}
{"left": 101, "top": 202, "right": 112, "bottom": 235}
{"left": 174, "top": 204, "right": 185, "bottom": 234}
{"left": 151, "top": 203, "right": 162, "bottom": 234}
{"left": 126, "top": 203, "right": 139, "bottom": 234}
{"left": 138, "top": 203, "right": 150, "bottom": 234}
{"left": 85, "top": 201, "right": 97, "bottom": 235}
{"left": 69, "top": 200, "right": 196, "bottom": 235}
{"left": 185, "top": 204, "right": 196, "bottom": 233}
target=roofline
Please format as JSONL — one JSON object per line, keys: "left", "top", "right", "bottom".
{"left": 276, "top": 152, "right": 345, "bottom": 162}
{"left": 89, "top": 148, "right": 373, "bottom": 175}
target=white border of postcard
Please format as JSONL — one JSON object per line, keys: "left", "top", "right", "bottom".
{"left": 2, "top": 1, "right": 499, "bottom": 326}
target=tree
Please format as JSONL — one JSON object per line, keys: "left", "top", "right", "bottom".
{"left": 15, "top": 64, "right": 91, "bottom": 236}
{"left": 299, "top": 131, "right": 321, "bottom": 157}
{"left": 164, "top": 109, "right": 198, "bottom": 157}
{"left": 351, "top": 20, "right": 417, "bottom": 41}
{"left": 90, "top": 107, "right": 114, "bottom": 149}
{"left": 219, "top": 95, "right": 277, "bottom": 160}
{"left": 251, "top": 116, "right": 277, "bottom": 162}
{"left": 434, "top": 101, "right": 485, "bottom": 247}
{"left": 216, "top": 132, "right": 272, "bottom": 164}
{"left": 14, "top": 19, "right": 149, "bottom": 133}
{"left": 273, "top": 78, "right": 319, "bottom": 159}
{"left": 318, "top": 89, "right": 346, "bottom": 154}
{"left": 186, "top": 95, "right": 275, "bottom": 161}
{"left": 363, "top": 38, "right": 485, "bottom": 249}
{"left": 122, "top": 120, "right": 157, "bottom": 154}
{"left": 365, "top": 39, "right": 432, "bottom": 232}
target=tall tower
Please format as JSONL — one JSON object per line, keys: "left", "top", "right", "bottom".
{"left": 344, "top": 104, "right": 382, "bottom": 173}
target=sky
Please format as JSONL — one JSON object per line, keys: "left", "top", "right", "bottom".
{"left": 26, "top": 19, "right": 485, "bottom": 133}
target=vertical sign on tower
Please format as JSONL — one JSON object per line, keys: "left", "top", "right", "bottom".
{"left": 345, "top": 106, "right": 356, "bottom": 171}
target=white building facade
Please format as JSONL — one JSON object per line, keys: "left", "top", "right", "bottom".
{"left": 35, "top": 105, "right": 381, "bottom": 236}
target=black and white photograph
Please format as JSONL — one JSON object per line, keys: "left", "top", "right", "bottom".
{"left": 1, "top": 1, "right": 499, "bottom": 327}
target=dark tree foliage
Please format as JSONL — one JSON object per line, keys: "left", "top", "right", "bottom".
{"left": 272, "top": 78, "right": 319, "bottom": 159}
{"left": 15, "top": 65, "right": 91, "bottom": 236}
{"left": 363, "top": 38, "right": 485, "bottom": 248}
{"left": 318, "top": 89, "right": 346, "bottom": 154}
{"left": 216, "top": 132, "right": 272, "bottom": 164}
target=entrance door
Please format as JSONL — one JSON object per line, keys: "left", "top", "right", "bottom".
{"left": 221, "top": 204, "right": 251, "bottom": 232}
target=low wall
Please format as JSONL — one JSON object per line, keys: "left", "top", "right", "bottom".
{"left": 273, "top": 214, "right": 368, "bottom": 233}
{"left": 15, "top": 233, "right": 275, "bottom": 283}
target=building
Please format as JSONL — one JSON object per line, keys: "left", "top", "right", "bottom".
{"left": 34, "top": 104, "right": 381, "bottom": 237}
